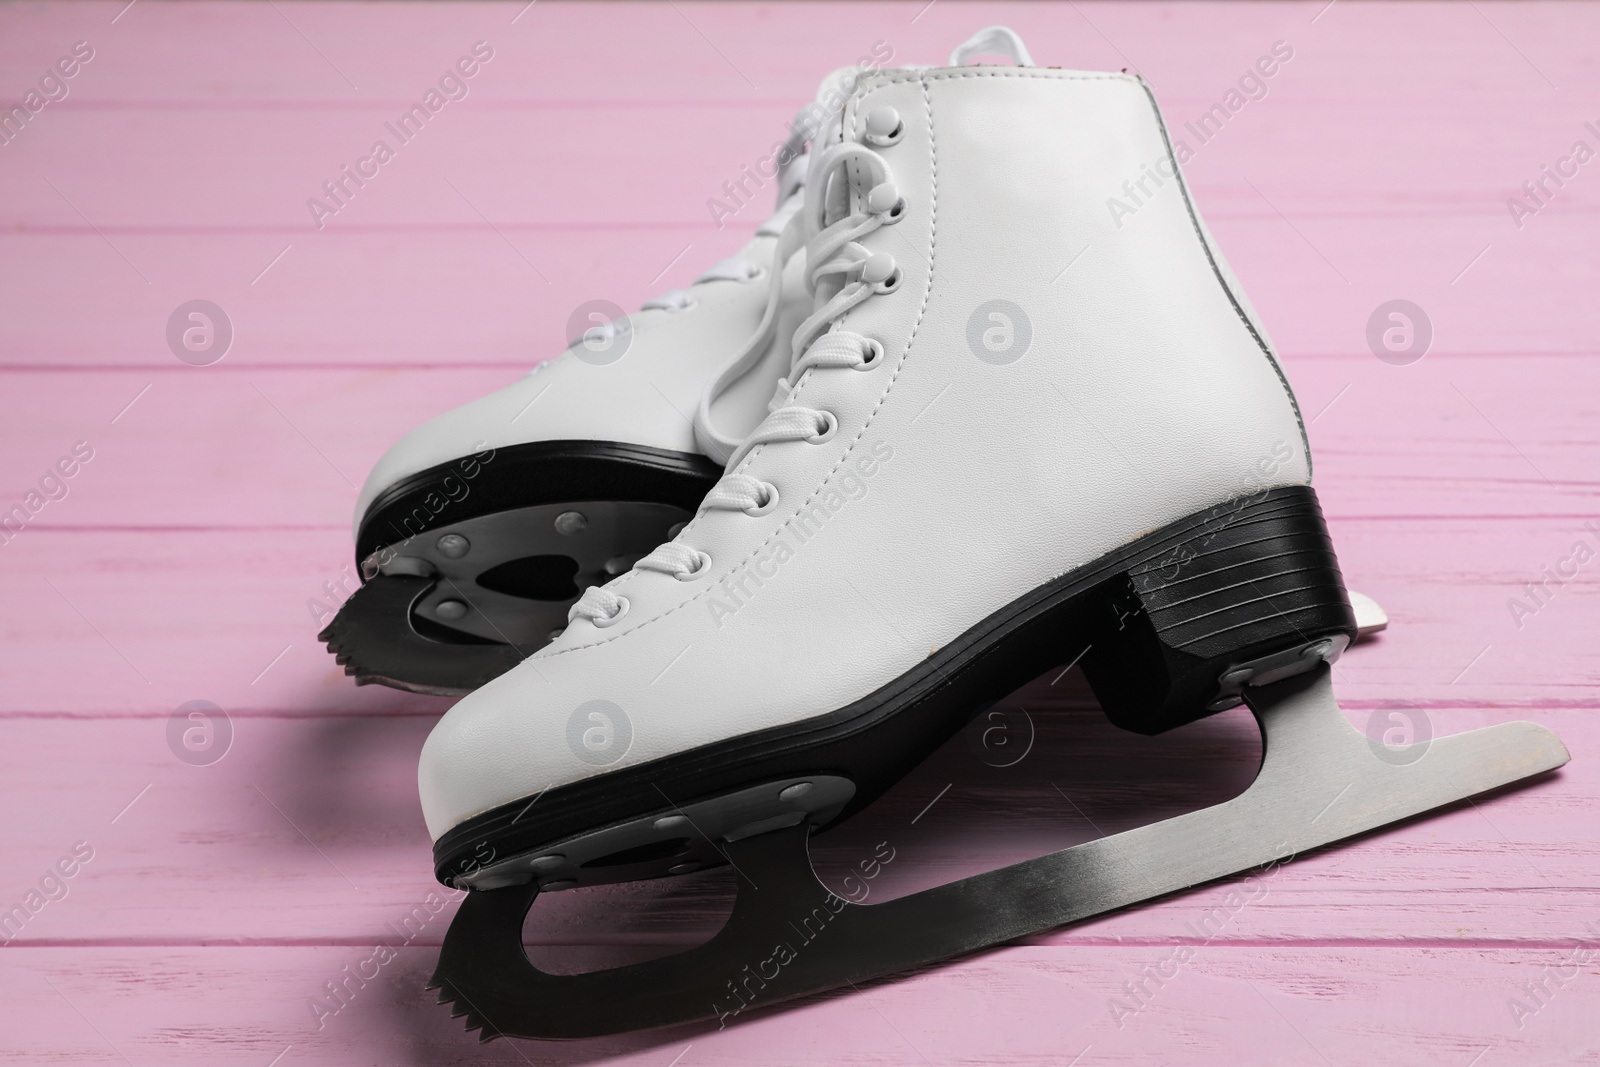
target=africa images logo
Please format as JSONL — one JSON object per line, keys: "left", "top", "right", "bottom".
{"left": 567, "top": 700, "right": 632, "bottom": 767}
{"left": 967, "top": 300, "right": 1032, "bottom": 365}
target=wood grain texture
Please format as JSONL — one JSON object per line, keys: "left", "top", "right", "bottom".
{"left": 0, "top": 354, "right": 1596, "bottom": 532}
{"left": 1, "top": 2, "right": 1597, "bottom": 1064}
{"left": 8, "top": 946, "right": 1600, "bottom": 1065}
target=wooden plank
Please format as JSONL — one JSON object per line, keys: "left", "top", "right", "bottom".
{"left": 1, "top": 513, "right": 1597, "bottom": 715}
{"left": 0, "top": 698, "right": 1590, "bottom": 946}
{"left": 0, "top": 229, "right": 754, "bottom": 368}
{"left": 1, "top": 214, "right": 1595, "bottom": 368}
{"left": 0, "top": 352, "right": 1596, "bottom": 528}
{"left": 2, "top": 1, "right": 1595, "bottom": 108}
{"left": 0, "top": 107, "right": 805, "bottom": 230}
{"left": 4, "top": 97, "right": 1597, "bottom": 230}
{"left": 4, "top": 944, "right": 1597, "bottom": 1064}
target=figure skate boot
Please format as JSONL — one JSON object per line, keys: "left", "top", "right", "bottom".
{"left": 422, "top": 33, "right": 1542, "bottom": 1039}
{"left": 320, "top": 101, "right": 826, "bottom": 696}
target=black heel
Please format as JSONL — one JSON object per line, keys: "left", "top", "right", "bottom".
{"left": 1081, "top": 485, "right": 1356, "bottom": 735}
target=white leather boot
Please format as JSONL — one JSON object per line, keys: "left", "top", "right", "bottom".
{"left": 421, "top": 33, "right": 1566, "bottom": 1042}
{"left": 321, "top": 43, "right": 1004, "bottom": 697}
{"left": 421, "top": 53, "right": 1356, "bottom": 880}
{"left": 322, "top": 123, "right": 818, "bottom": 695}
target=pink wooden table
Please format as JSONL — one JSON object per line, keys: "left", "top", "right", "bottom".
{"left": 2, "top": 2, "right": 1597, "bottom": 1063}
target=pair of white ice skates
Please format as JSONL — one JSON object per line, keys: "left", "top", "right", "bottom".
{"left": 325, "top": 29, "right": 1568, "bottom": 1039}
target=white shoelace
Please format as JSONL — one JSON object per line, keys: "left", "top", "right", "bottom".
{"left": 571, "top": 118, "right": 905, "bottom": 625}
{"left": 570, "top": 29, "right": 1038, "bottom": 626}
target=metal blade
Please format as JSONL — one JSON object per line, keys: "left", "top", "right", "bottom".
{"left": 1348, "top": 589, "right": 1389, "bottom": 639}
{"left": 431, "top": 666, "right": 1568, "bottom": 1039}
{"left": 318, "top": 575, "right": 531, "bottom": 697}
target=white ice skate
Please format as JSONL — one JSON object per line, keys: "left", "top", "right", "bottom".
{"left": 422, "top": 28, "right": 1560, "bottom": 1037}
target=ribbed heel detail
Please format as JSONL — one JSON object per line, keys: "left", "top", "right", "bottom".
{"left": 1081, "top": 485, "right": 1356, "bottom": 735}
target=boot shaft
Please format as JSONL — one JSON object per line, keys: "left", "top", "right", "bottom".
{"left": 804, "top": 66, "right": 1308, "bottom": 523}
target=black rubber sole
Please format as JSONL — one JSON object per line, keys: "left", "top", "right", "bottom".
{"left": 433, "top": 484, "right": 1356, "bottom": 887}
{"left": 323, "top": 440, "right": 722, "bottom": 695}
{"left": 355, "top": 440, "right": 721, "bottom": 567}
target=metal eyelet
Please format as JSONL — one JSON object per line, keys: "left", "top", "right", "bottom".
{"left": 859, "top": 252, "right": 896, "bottom": 287}
{"left": 873, "top": 268, "right": 903, "bottom": 295}
{"left": 857, "top": 339, "right": 885, "bottom": 370}
{"left": 866, "top": 182, "right": 899, "bottom": 215}
{"left": 807, "top": 411, "right": 839, "bottom": 444}
{"left": 864, "top": 106, "right": 904, "bottom": 147}
{"left": 743, "top": 482, "right": 781, "bottom": 517}
{"left": 590, "top": 596, "right": 631, "bottom": 628}
{"left": 673, "top": 551, "right": 713, "bottom": 582}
